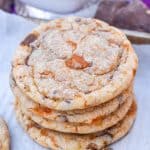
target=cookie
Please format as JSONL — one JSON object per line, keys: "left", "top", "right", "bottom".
{"left": 0, "top": 117, "right": 10, "bottom": 150}
{"left": 10, "top": 74, "right": 132, "bottom": 124}
{"left": 15, "top": 99, "right": 137, "bottom": 150}
{"left": 16, "top": 93, "right": 133, "bottom": 134}
{"left": 12, "top": 17, "right": 138, "bottom": 111}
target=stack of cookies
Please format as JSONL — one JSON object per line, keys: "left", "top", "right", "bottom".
{"left": 10, "top": 17, "right": 138, "bottom": 150}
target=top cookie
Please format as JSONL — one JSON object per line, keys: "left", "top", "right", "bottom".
{"left": 12, "top": 17, "right": 138, "bottom": 110}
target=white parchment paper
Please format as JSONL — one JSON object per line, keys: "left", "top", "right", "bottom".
{"left": 0, "top": 10, "right": 150, "bottom": 150}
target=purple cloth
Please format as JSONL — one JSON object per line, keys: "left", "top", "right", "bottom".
{"left": 142, "top": 0, "right": 150, "bottom": 7}
{"left": 95, "top": 0, "right": 150, "bottom": 33}
{"left": 0, "top": 0, "right": 14, "bottom": 12}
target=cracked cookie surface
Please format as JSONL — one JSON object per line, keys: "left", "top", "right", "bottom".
{"left": 12, "top": 17, "right": 138, "bottom": 110}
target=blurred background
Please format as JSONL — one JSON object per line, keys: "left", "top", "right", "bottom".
{"left": 0, "top": 0, "right": 150, "bottom": 33}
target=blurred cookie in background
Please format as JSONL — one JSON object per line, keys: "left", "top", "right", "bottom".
{"left": 0, "top": 117, "right": 10, "bottom": 150}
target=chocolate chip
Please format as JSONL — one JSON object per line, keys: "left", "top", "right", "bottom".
{"left": 103, "top": 131, "right": 114, "bottom": 139}
{"left": 57, "top": 115, "right": 68, "bottom": 122}
{"left": 118, "top": 95, "right": 124, "bottom": 107}
{"left": 24, "top": 85, "right": 30, "bottom": 92}
{"left": 97, "top": 130, "right": 113, "bottom": 139}
{"left": 53, "top": 90, "right": 58, "bottom": 95}
{"left": 64, "top": 99, "right": 72, "bottom": 104}
{"left": 103, "top": 141, "right": 109, "bottom": 147}
{"left": 34, "top": 123, "right": 41, "bottom": 129}
{"left": 86, "top": 143, "right": 98, "bottom": 150}
{"left": 44, "top": 95, "right": 49, "bottom": 99}
{"left": 10, "top": 73, "right": 16, "bottom": 87}
{"left": 84, "top": 91, "right": 91, "bottom": 94}
{"left": 109, "top": 75, "right": 113, "bottom": 80}
{"left": 133, "top": 68, "right": 137, "bottom": 76}
{"left": 75, "top": 18, "right": 81, "bottom": 22}
{"left": 59, "top": 56, "right": 67, "bottom": 59}
{"left": 88, "top": 62, "right": 93, "bottom": 67}
{"left": 21, "top": 33, "right": 38, "bottom": 46}
{"left": 25, "top": 55, "right": 30, "bottom": 66}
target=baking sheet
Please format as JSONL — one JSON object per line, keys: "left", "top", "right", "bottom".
{"left": 0, "top": 10, "right": 150, "bottom": 150}
{"left": 122, "top": 29, "right": 150, "bottom": 44}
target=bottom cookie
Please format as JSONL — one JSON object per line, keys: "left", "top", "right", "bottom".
{"left": 15, "top": 100, "right": 137, "bottom": 150}
{"left": 0, "top": 117, "right": 10, "bottom": 150}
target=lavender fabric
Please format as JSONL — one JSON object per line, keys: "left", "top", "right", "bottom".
{"left": 142, "top": 0, "right": 150, "bottom": 7}
{"left": 95, "top": 0, "right": 150, "bottom": 33}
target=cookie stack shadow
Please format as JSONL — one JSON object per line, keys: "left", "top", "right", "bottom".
{"left": 10, "top": 17, "right": 138, "bottom": 150}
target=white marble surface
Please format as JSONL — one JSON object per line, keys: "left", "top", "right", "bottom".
{"left": 0, "top": 10, "right": 150, "bottom": 150}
